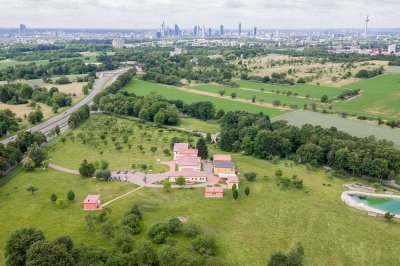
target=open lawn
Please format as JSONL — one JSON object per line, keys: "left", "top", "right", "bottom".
{"left": 123, "top": 79, "right": 287, "bottom": 118}
{"left": 0, "top": 55, "right": 98, "bottom": 70}
{"left": 46, "top": 115, "right": 197, "bottom": 172}
{"left": 273, "top": 109, "right": 400, "bottom": 147}
{"left": 236, "top": 80, "right": 344, "bottom": 99}
{"left": 1, "top": 148, "right": 400, "bottom": 265}
{"left": 333, "top": 74, "right": 400, "bottom": 120}
{"left": 179, "top": 117, "right": 220, "bottom": 134}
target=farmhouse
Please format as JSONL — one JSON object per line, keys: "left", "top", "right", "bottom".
{"left": 205, "top": 186, "right": 224, "bottom": 198}
{"left": 168, "top": 169, "right": 207, "bottom": 183}
{"left": 173, "top": 143, "right": 198, "bottom": 161}
{"left": 227, "top": 175, "right": 239, "bottom": 189}
{"left": 213, "top": 154, "right": 232, "bottom": 161}
{"left": 214, "top": 160, "right": 236, "bottom": 175}
{"left": 176, "top": 156, "right": 201, "bottom": 171}
{"left": 83, "top": 195, "right": 101, "bottom": 210}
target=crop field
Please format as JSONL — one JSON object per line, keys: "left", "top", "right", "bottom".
{"left": 2, "top": 149, "right": 400, "bottom": 265}
{"left": 47, "top": 115, "right": 196, "bottom": 172}
{"left": 123, "top": 79, "right": 287, "bottom": 118}
{"left": 333, "top": 74, "right": 400, "bottom": 120}
{"left": 273, "top": 110, "right": 400, "bottom": 146}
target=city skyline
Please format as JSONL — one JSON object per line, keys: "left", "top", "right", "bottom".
{"left": 0, "top": 0, "right": 399, "bottom": 29}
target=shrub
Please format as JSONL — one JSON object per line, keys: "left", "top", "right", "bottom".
{"left": 185, "top": 223, "right": 201, "bottom": 238}
{"left": 167, "top": 218, "right": 182, "bottom": 234}
{"left": 148, "top": 223, "right": 169, "bottom": 244}
{"left": 244, "top": 172, "right": 257, "bottom": 181}
{"left": 191, "top": 235, "right": 217, "bottom": 256}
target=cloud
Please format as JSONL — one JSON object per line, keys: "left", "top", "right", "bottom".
{"left": 0, "top": 0, "right": 399, "bottom": 28}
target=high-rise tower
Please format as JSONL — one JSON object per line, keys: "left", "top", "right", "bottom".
{"left": 364, "top": 15, "right": 370, "bottom": 37}
{"left": 238, "top": 22, "right": 242, "bottom": 37}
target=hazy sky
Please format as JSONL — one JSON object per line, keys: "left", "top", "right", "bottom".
{"left": 1, "top": 0, "right": 399, "bottom": 29}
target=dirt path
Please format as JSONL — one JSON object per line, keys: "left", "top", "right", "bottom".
{"left": 48, "top": 163, "right": 80, "bottom": 175}
{"left": 101, "top": 186, "right": 143, "bottom": 207}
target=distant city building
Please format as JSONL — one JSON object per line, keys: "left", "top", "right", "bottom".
{"left": 112, "top": 38, "right": 125, "bottom": 48}
{"left": 388, "top": 44, "right": 396, "bottom": 54}
{"left": 174, "top": 24, "right": 180, "bottom": 37}
{"left": 220, "top": 25, "right": 224, "bottom": 36}
{"left": 193, "top": 25, "right": 199, "bottom": 36}
{"left": 19, "top": 24, "right": 27, "bottom": 35}
{"left": 253, "top": 27, "right": 257, "bottom": 36}
{"left": 208, "top": 28, "right": 212, "bottom": 36}
{"left": 238, "top": 22, "right": 242, "bottom": 37}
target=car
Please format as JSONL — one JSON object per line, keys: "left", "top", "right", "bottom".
{"left": 63, "top": 111, "right": 67, "bottom": 114}
{"left": 26, "top": 129, "right": 31, "bottom": 132}
{"left": 8, "top": 136, "right": 14, "bottom": 140}
{"left": 116, "top": 170, "right": 121, "bottom": 174}
{"left": 124, "top": 170, "right": 128, "bottom": 174}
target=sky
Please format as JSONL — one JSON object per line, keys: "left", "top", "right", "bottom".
{"left": 0, "top": 0, "right": 399, "bottom": 29}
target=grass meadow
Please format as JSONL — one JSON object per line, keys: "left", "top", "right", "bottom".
{"left": 123, "top": 79, "right": 288, "bottom": 118}
{"left": 1, "top": 144, "right": 400, "bottom": 265}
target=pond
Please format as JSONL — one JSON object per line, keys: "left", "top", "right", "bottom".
{"left": 350, "top": 194, "right": 400, "bottom": 215}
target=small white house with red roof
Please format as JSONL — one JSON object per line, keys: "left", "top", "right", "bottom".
{"left": 205, "top": 187, "right": 224, "bottom": 198}
{"left": 173, "top": 143, "right": 198, "bottom": 161}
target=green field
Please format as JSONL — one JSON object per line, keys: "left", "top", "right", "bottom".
{"left": 46, "top": 115, "right": 198, "bottom": 172}
{"left": 333, "top": 74, "right": 400, "bottom": 119}
{"left": 273, "top": 110, "right": 400, "bottom": 146}
{"left": 2, "top": 146, "right": 400, "bottom": 265}
{"left": 190, "top": 84, "right": 315, "bottom": 107}
{"left": 179, "top": 117, "right": 220, "bottom": 134}
{"left": 237, "top": 80, "right": 344, "bottom": 98}
{"left": 123, "top": 79, "right": 287, "bottom": 118}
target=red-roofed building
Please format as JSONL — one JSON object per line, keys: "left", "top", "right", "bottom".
{"left": 168, "top": 169, "right": 207, "bottom": 183}
{"left": 177, "top": 156, "right": 201, "bottom": 171}
{"left": 205, "top": 187, "right": 224, "bottom": 198}
{"left": 173, "top": 143, "right": 199, "bottom": 161}
{"left": 213, "top": 154, "right": 232, "bottom": 161}
{"left": 227, "top": 175, "right": 239, "bottom": 189}
{"left": 83, "top": 195, "right": 101, "bottom": 210}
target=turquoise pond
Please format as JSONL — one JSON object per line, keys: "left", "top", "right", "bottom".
{"left": 351, "top": 194, "right": 400, "bottom": 215}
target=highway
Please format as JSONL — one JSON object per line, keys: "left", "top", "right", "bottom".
{"left": 1, "top": 68, "right": 129, "bottom": 145}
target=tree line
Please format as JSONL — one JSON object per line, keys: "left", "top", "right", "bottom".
{"left": 217, "top": 111, "right": 400, "bottom": 180}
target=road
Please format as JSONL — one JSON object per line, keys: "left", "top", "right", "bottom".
{"left": 1, "top": 68, "right": 129, "bottom": 145}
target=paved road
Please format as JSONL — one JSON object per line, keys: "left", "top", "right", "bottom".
{"left": 1, "top": 68, "right": 129, "bottom": 145}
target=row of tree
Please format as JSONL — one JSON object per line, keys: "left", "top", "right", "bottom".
{"left": 68, "top": 105, "right": 90, "bottom": 129}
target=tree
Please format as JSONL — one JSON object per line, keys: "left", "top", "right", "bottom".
{"left": 167, "top": 217, "right": 182, "bottom": 234}
{"left": 233, "top": 189, "right": 239, "bottom": 200}
{"left": 95, "top": 170, "right": 111, "bottom": 181}
{"left": 27, "top": 143, "right": 46, "bottom": 166}
{"left": 191, "top": 235, "right": 217, "bottom": 256}
{"left": 85, "top": 213, "right": 96, "bottom": 232}
{"left": 206, "top": 133, "right": 212, "bottom": 143}
{"left": 231, "top": 183, "right": 237, "bottom": 191}
{"left": 163, "top": 180, "right": 172, "bottom": 192}
{"left": 244, "top": 172, "right": 257, "bottom": 181}
{"left": 196, "top": 137, "right": 208, "bottom": 159}
{"left": 50, "top": 193, "right": 57, "bottom": 203}
{"left": 321, "top": 94, "right": 329, "bottom": 103}
{"left": 27, "top": 185, "right": 39, "bottom": 195}
{"left": 122, "top": 214, "right": 141, "bottom": 235}
{"left": 79, "top": 159, "right": 95, "bottom": 177}
{"left": 245, "top": 186, "right": 250, "bottom": 196}
{"left": 175, "top": 176, "right": 186, "bottom": 186}
{"left": 275, "top": 169, "right": 283, "bottom": 178}
{"left": 5, "top": 228, "right": 45, "bottom": 266}
{"left": 100, "top": 160, "right": 109, "bottom": 170}
{"left": 154, "top": 111, "right": 166, "bottom": 126}
{"left": 231, "top": 92, "right": 236, "bottom": 99}
{"left": 218, "top": 90, "right": 226, "bottom": 96}
{"left": 148, "top": 223, "right": 169, "bottom": 244}
{"left": 132, "top": 241, "right": 159, "bottom": 266}
{"left": 126, "top": 203, "right": 143, "bottom": 220}
{"left": 53, "top": 235, "right": 74, "bottom": 252}
{"left": 54, "top": 125, "right": 61, "bottom": 135}
{"left": 185, "top": 223, "right": 201, "bottom": 238}
{"left": 27, "top": 110, "right": 43, "bottom": 124}
{"left": 252, "top": 95, "right": 256, "bottom": 103}
{"left": 25, "top": 240, "right": 74, "bottom": 266}
{"left": 139, "top": 108, "right": 150, "bottom": 121}
{"left": 67, "top": 190, "right": 75, "bottom": 201}
{"left": 101, "top": 220, "right": 114, "bottom": 239}
{"left": 310, "top": 102, "right": 317, "bottom": 112}
{"left": 384, "top": 212, "right": 395, "bottom": 221}
{"left": 23, "top": 158, "right": 36, "bottom": 171}
{"left": 150, "top": 146, "right": 157, "bottom": 154}
{"left": 113, "top": 234, "right": 134, "bottom": 253}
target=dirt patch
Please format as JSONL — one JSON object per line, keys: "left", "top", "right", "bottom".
{"left": 0, "top": 101, "right": 53, "bottom": 122}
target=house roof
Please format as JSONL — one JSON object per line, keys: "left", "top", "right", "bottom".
{"left": 173, "top": 143, "right": 189, "bottom": 152}
{"left": 227, "top": 175, "right": 239, "bottom": 183}
{"left": 177, "top": 156, "right": 200, "bottom": 166}
{"left": 83, "top": 195, "right": 100, "bottom": 204}
{"left": 168, "top": 169, "right": 207, "bottom": 177}
{"left": 205, "top": 187, "right": 224, "bottom": 193}
{"left": 180, "top": 148, "right": 198, "bottom": 155}
{"left": 214, "top": 160, "right": 236, "bottom": 169}
{"left": 213, "top": 154, "right": 231, "bottom": 161}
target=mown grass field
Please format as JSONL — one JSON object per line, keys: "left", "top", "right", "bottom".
{"left": 333, "top": 74, "right": 400, "bottom": 120}
{"left": 273, "top": 110, "right": 400, "bottom": 147}
{"left": 1, "top": 144, "right": 400, "bottom": 265}
{"left": 237, "top": 80, "right": 344, "bottom": 98}
{"left": 123, "top": 79, "right": 287, "bottom": 118}
{"left": 0, "top": 55, "right": 98, "bottom": 70}
{"left": 46, "top": 115, "right": 197, "bottom": 172}
{"left": 190, "top": 84, "right": 315, "bottom": 107}
{"left": 179, "top": 117, "right": 220, "bottom": 134}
